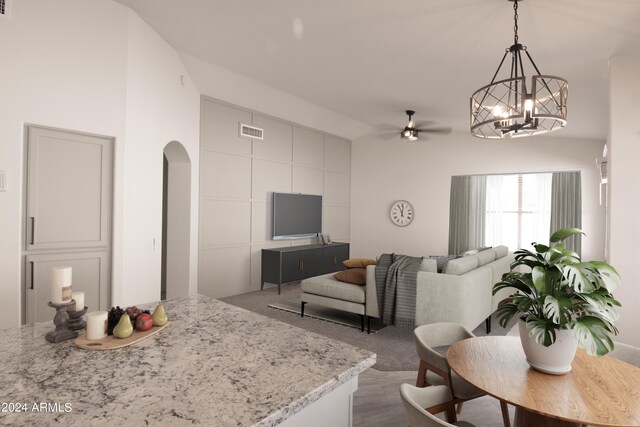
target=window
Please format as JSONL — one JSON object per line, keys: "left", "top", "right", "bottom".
{"left": 485, "top": 173, "right": 552, "bottom": 251}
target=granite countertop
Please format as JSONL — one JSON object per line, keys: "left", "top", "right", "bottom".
{"left": 0, "top": 295, "right": 376, "bottom": 426}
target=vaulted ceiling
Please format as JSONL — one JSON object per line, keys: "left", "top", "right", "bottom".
{"left": 115, "top": 0, "right": 640, "bottom": 140}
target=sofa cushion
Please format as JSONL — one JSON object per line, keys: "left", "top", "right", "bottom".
{"left": 493, "top": 245, "right": 509, "bottom": 259}
{"left": 333, "top": 268, "right": 366, "bottom": 285}
{"left": 343, "top": 258, "right": 377, "bottom": 269}
{"left": 428, "top": 255, "right": 458, "bottom": 273}
{"left": 443, "top": 255, "right": 479, "bottom": 275}
{"left": 420, "top": 258, "right": 438, "bottom": 273}
{"left": 301, "top": 274, "right": 366, "bottom": 303}
{"left": 472, "top": 249, "right": 496, "bottom": 267}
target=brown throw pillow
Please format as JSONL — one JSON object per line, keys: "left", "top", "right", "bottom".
{"left": 334, "top": 268, "right": 366, "bottom": 285}
{"left": 343, "top": 258, "right": 377, "bottom": 269}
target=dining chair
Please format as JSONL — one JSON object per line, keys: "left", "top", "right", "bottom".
{"left": 400, "top": 384, "right": 476, "bottom": 427}
{"left": 610, "top": 341, "right": 640, "bottom": 367}
{"left": 413, "top": 322, "right": 510, "bottom": 427}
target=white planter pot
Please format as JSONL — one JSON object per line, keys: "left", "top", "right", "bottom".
{"left": 518, "top": 319, "right": 578, "bottom": 375}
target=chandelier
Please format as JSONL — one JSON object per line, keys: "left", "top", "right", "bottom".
{"left": 470, "top": 0, "right": 568, "bottom": 139}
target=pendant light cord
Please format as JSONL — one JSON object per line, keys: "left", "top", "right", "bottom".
{"left": 513, "top": 0, "right": 519, "bottom": 44}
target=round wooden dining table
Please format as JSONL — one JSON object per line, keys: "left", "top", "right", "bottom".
{"left": 447, "top": 336, "right": 640, "bottom": 427}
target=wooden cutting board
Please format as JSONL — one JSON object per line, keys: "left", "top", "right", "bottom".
{"left": 74, "top": 323, "right": 168, "bottom": 350}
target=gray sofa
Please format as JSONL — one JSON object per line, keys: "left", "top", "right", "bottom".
{"left": 300, "top": 246, "right": 514, "bottom": 333}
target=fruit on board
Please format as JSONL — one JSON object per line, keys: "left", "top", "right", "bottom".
{"left": 113, "top": 313, "right": 134, "bottom": 338}
{"left": 152, "top": 304, "right": 168, "bottom": 326}
{"left": 135, "top": 313, "right": 153, "bottom": 331}
{"left": 107, "top": 306, "right": 125, "bottom": 335}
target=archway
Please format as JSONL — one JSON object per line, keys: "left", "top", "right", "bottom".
{"left": 162, "top": 141, "right": 191, "bottom": 299}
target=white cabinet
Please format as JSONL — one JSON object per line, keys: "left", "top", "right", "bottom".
{"left": 25, "top": 251, "right": 110, "bottom": 323}
{"left": 25, "top": 126, "right": 112, "bottom": 251}
{"left": 23, "top": 125, "right": 113, "bottom": 324}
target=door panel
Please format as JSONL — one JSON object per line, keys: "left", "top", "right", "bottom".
{"left": 26, "top": 126, "right": 112, "bottom": 251}
{"left": 25, "top": 252, "right": 109, "bottom": 324}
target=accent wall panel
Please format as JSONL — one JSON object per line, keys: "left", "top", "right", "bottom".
{"left": 293, "top": 166, "right": 324, "bottom": 195}
{"left": 252, "top": 159, "right": 292, "bottom": 200}
{"left": 324, "top": 172, "right": 350, "bottom": 205}
{"left": 293, "top": 127, "right": 324, "bottom": 168}
{"left": 324, "top": 205, "right": 350, "bottom": 241}
{"left": 199, "top": 97, "right": 351, "bottom": 296}
{"left": 200, "top": 200, "right": 251, "bottom": 247}
{"left": 199, "top": 246, "right": 251, "bottom": 299}
{"left": 201, "top": 99, "right": 252, "bottom": 154}
{"left": 200, "top": 150, "right": 251, "bottom": 199}
{"left": 252, "top": 114, "right": 293, "bottom": 162}
{"left": 324, "top": 135, "right": 351, "bottom": 173}
{"left": 251, "top": 201, "right": 270, "bottom": 243}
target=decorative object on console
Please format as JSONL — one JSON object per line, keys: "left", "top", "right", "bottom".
{"left": 470, "top": 0, "right": 568, "bottom": 139}
{"left": 494, "top": 227, "right": 621, "bottom": 375}
{"left": 390, "top": 200, "right": 414, "bottom": 227}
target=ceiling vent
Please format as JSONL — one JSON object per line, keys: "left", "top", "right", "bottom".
{"left": 239, "top": 123, "right": 264, "bottom": 140}
{"left": 0, "top": 0, "right": 11, "bottom": 18}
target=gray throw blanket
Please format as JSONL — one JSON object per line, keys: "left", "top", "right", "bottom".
{"left": 375, "top": 253, "right": 423, "bottom": 329}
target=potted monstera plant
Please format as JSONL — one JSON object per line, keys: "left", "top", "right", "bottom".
{"left": 493, "top": 227, "right": 621, "bottom": 375}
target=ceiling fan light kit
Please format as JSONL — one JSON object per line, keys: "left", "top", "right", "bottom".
{"left": 470, "top": 0, "right": 568, "bottom": 139}
{"left": 401, "top": 110, "right": 419, "bottom": 141}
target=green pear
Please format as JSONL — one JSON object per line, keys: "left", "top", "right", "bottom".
{"left": 152, "top": 303, "right": 168, "bottom": 326}
{"left": 113, "top": 313, "right": 133, "bottom": 338}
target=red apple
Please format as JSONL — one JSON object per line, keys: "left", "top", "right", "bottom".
{"left": 135, "top": 313, "right": 153, "bottom": 331}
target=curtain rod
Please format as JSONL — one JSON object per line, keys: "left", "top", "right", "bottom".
{"left": 452, "top": 170, "right": 582, "bottom": 178}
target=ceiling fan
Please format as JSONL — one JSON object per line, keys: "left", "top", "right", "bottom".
{"left": 377, "top": 110, "right": 452, "bottom": 141}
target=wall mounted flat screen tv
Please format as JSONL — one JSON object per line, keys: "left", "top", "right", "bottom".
{"left": 272, "top": 192, "right": 322, "bottom": 240}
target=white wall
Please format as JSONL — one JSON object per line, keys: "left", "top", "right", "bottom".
{"left": 0, "top": 0, "right": 129, "bottom": 327}
{"left": 608, "top": 57, "right": 640, "bottom": 347}
{"left": 350, "top": 133, "right": 606, "bottom": 261}
{"left": 119, "top": 12, "right": 200, "bottom": 307}
{"left": 180, "top": 52, "right": 373, "bottom": 141}
{"left": 0, "top": 0, "right": 200, "bottom": 327}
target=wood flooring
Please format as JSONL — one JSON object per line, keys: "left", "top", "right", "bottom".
{"left": 353, "top": 368, "right": 515, "bottom": 427}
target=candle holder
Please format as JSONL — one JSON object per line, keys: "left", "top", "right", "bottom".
{"left": 68, "top": 307, "right": 88, "bottom": 331}
{"left": 46, "top": 300, "right": 78, "bottom": 343}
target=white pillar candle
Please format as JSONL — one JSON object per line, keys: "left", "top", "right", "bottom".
{"left": 67, "top": 292, "right": 85, "bottom": 312}
{"left": 86, "top": 311, "right": 108, "bottom": 340}
{"left": 51, "top": 266, "right": 72, "bottom": 304}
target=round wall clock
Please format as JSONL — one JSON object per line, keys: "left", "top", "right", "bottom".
{"left": 390, "top": 200, "right": 414, "bottom": 227}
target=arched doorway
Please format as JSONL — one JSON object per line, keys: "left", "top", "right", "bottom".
{"left": 162, "top": 141, "right": 191, "bottom": 299}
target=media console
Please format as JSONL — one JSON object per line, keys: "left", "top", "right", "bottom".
{"left": 261, "top": 242, "right": 350, "bottom": 294}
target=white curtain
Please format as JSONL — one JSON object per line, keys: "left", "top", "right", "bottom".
{"left": 484, "top": 173, "right": 552, "bottom": 251}
{"left": 550, "top": 171, "right": 582, "bottom": 254}
{"left": 448, "top": 175, "right": 486, "bottom": 254}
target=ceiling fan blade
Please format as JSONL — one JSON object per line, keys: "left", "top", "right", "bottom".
{"left": 377, "top": 123, "right": 400, "bottom": 132}
{"left": 376, "top": 132, "right": 400, "bottom": 140}
{"left": 415, "top": 126, "right": 453, "bottom": 135}
{"left": 413, "top": 120, "right": 437, "bottom": 128}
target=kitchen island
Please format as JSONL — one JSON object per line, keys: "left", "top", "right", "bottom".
{"left": 0, "top": 295, "right": 375, "bottom": 426}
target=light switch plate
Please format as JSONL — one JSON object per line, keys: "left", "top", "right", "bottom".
{"left": 0, "top": 171, "right": 6, "bottom": 191}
